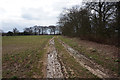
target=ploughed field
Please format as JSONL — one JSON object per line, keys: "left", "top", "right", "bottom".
{"left": 2, "top": 35, "right": 119, "bottom": 79}
{"left": 2, "top": 36, "right": 53, "bottom": 78}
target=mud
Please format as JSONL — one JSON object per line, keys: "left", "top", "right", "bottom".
{"left": 58, "top": 39, "right": 116, "bottom": 78}
{"left": 46, "top": 37, "right": 63, "bottom": 78}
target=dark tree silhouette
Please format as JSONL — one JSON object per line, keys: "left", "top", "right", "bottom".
{"left": 7, "top": 31, "right": 13, "bottom": 36}
{"left": 13, "top": 28, "right": 19, "bottom": 35}
{"left": 58, "top": 2, "right": 118, "bottom": 45}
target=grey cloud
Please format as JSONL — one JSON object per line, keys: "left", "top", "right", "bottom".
{"left": 22, "top": 13, "right": 41, "bottom": 20}
{"left": 21, "top": 8, "right": 44, "bottom": 20}
{"left": 1, "top": 20, "right": 34, "bottom": 32}
{"left": 1, "top": 0, "right": 82, "bottom": 32}
{"left": 21, "top": 8, "right": 58, "bottom": 20}
{"left": 0, "top": 8, "right": 6, "bottom": 14}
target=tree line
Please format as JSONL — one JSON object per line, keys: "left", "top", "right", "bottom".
{"left": 2, "top": 25, "right": 61, "bottom": 36}
{"left": 57, "top": 1, "right": 119, "bottom": 46}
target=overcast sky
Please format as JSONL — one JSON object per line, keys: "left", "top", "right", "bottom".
{"left": 0, "top": 0, "right": 82, "bottom": 32}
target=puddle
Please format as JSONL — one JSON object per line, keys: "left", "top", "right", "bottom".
{"left": 47, "top": 37, "right": 63, "bottom": 78}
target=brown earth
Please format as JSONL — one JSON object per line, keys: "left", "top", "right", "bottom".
{"left": 69, "top": 37, "right": 119, "bottom": 59}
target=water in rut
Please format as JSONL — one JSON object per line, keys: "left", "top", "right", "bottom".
{"left": 47, "top": 37, "right": 63, "bottom": 78}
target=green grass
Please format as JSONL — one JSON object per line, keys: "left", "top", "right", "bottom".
{"left": 54, "top": 37, "right": 97, "bottom": 78}
{"left": 2, "top": 35, "right": 53, "bottom": 78}
{"left": 58, "top": 36, "right": 118, "bottom": 75}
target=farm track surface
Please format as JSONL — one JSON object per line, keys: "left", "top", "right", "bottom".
{"left": 46, "top": 37, "right": 63, "bottom": 78}
{"left": 57, "top": 38, "right": 118, "bottom": 79}
{"left": 46, "top": 36, "right": 119, "bottom": 79}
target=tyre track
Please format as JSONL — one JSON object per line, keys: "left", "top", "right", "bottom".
{"left": 58, "top": 38, "right": 116, "bottom": 79}
{"left": 46, "top": 37, "right": 63, "bottom": 78}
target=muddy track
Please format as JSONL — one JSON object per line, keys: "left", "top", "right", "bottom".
{"left": 58, "top": 38, "right": 117, "bottom": 79}
{"left": 46, "top": 37, "right": 63, "bottom": 78}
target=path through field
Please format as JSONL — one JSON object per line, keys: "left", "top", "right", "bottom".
{"left": 58, "top": 38, "right": 112, "bottom": 78}
{"left": 2, "top": 36, "right": 118, "bottom": 78}
{"left": 46, "top": 37, "right": 63, "bottom": 78}
{"left": 46, "top": 36, "right": 118, "bottom": 79}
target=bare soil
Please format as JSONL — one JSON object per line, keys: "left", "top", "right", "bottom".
{"left": 54, "top": 37, "right": 97, "bottom": 78}
{"left": 46, "top": 37, "right": 63, "bottom": 78}
{"left": 69, "top": 37, "right": 119, "bottom": 59}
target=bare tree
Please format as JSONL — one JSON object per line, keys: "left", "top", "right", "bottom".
{"left": 13, "top": 28, "right": 19, "bottom": 35}
{"left": 49, "top": 25, "right": 56, "bottom": 35}
{"left": 85, "top": 1, "right": 117, "bottom": 37}
{"left": 33, "top": 25, "right": 38, "bottom": 35}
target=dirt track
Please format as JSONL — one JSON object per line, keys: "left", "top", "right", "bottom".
{"left": 58, "top": 38, "right": 117, "bottom": 78}
{"left": 46, "top": 37, "right": 118, "bottom": 79}
{"left": 46, "top": 37, "right": 63, "bottom": 78}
